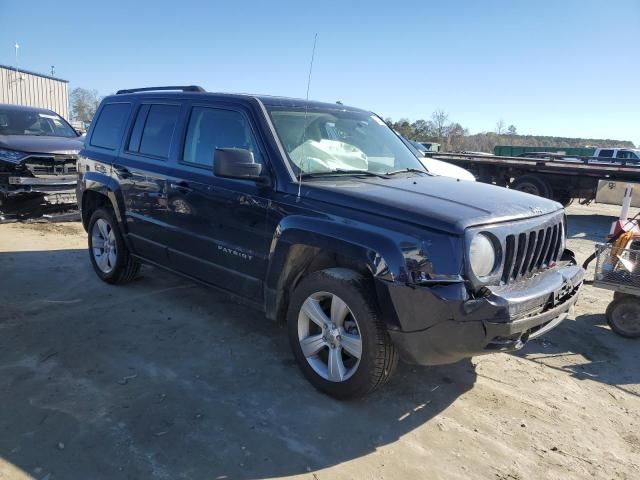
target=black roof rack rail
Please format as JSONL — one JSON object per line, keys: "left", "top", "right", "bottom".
{"left": 115, "top": 85, "right": 206, "bottom": 95}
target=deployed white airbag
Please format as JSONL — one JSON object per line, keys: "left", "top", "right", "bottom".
{"left": 290, "top": 139, "right": 368, "bottom": 172}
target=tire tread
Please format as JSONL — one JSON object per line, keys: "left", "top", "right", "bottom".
{"left": 88, "top": 207, "right": 140, "bottom": 285}
{"left": 605, "top": 295, "right": 640, "bottom": 338}
{"left": 288, "top": 268, "right": 399, "bottom": 398}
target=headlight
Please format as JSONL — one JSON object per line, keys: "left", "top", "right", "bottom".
{"left": 0, "top": 148, "right": 27, "bottom": 163}
{"left": 469, "top": 233, "right": 497, "bottom": 278}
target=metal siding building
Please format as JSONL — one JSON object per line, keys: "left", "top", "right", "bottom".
{"left": 0, "top": 65, "right": 69, "bottom": 119}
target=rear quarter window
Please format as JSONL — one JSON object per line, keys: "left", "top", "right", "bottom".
{"left": 90, "top": 103, "right": 131, "bottom": 150}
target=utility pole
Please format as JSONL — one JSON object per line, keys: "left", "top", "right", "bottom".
{"left": 14, "top": 42, "right": 19, "bottom": 76}
{"left": 51, "top": 65, "right": 55, "bottom": 76}
{"left": 12, "top": 42, "right": 20, "bottom": 100}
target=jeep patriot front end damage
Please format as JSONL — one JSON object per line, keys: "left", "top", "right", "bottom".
{"left": 380, "top": 213, "right": 583, "bottom": 365}
{"left": 77, "top": 86, "right": 583, "bottom": 398}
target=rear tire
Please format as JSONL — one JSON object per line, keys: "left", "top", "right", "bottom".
{"left": 510, "top": 175, "right": 552, "bottom": 199}
{"left": 88, "top": 207, "right": 141, "bottom": 284}
{"left": 605, "top": 294, "right": 640, "bottom": 338}
{"left": 287, "top": 268, "right": 398, "bottom": 399}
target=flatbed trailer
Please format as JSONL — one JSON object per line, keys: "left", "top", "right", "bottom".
{"left": 428, "top": 152, "right": 640, "bottom": 206}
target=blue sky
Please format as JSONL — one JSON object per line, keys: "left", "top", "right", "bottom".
{"left": 1, "top": 0, "right": 638, "bottom": 145}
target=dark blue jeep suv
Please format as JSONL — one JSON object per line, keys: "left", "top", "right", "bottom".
{"left": 77, "top": 86, "right": 583, "bottom": 398}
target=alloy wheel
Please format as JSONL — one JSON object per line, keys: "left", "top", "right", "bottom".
{"left": 91, "top": 218, "right": 118, "bottom": 274}
{"left": 297, "top": 291, "right": 363, "bottom": 382}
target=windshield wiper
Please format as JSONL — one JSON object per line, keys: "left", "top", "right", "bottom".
{"left": 385, "top": 168, "right": 430, "bottom": 176}
{"left": 301, "top": 169, "right": 389, "bottom": 179}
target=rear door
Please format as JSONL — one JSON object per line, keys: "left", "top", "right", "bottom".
{"left": 115, "top": 101, "right": 183, "bottom": 265}
{"left": 163, "top": 103, "right": 272, "bottom": 301}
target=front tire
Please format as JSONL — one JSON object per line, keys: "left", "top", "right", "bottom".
{"left": 88, "top": 207, "right": 140, "bottom": 284}
{"left": 287, "top": 268, "right": 398, "bottom": 399}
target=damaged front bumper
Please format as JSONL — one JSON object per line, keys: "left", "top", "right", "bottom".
{"left": 379, "top": 261, "right": 584, "bottom": 365}
{"left": 0, "top": 155, "right": 78, "bottom": 212}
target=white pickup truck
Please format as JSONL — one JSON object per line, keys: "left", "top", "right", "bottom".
{"left": 593, "top": 148, "right": 640, "bottom": 162}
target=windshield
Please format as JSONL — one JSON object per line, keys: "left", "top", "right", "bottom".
{"left": 0, "top": 108, "right": 78, "bottom": 138}
{"left": 267, "top": 106, "right": 426, "bottom": 176}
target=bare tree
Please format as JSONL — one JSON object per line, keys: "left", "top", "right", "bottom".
{"left": 383, "top": 114, "right": 634, "bottom": 153}
{"left": 431, "top": 109, "right": 449, "bottom": 141}
{"left": 70, "top": 88, "right": 101, "bottom": 124}
{"left": 445, "top": 123, "right": 468, "bottom": 151}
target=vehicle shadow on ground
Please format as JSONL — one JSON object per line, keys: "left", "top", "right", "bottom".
{"left": 513, "top": 311, "right": 640, "bottom": 399}
{"left": 566, "top": 213, "right": 616, "bottom": 242}
{"left": 0, "top": 249, "right": 476, "bottom": 480}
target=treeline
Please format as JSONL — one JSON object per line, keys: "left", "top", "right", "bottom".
{"left": 385, "top": 111, "right": 636, "bottom": 153}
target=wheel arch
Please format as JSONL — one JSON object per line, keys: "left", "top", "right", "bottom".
{"left": 80, "top": 171, "right": 127, "bottom": 232}
{"left": 264, "top": 216, "right": 403, "bottom": 324}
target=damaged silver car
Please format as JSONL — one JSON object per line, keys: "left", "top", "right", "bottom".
{"left": 0, "top": 104, "right": 83, "bottom": 217}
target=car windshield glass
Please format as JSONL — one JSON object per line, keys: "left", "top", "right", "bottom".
{"left": 0, "top": 108, "right": 77, "bottom": 138}
{"left": 267, "top": 106, "right": 425, "bottom": 176}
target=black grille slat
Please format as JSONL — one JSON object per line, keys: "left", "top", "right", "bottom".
{"left": 544, "top": 225, "right": 557, "bottom": 266}
{"left": 521, "top": 231, "right": 536, "bottom": 276}
{"left": 502, "top": 235, "right": 516, "bottom": 283}
{"left": 536, "top": 227, "right": 552, "bottom": 269}
{"left": 543, "top": 226, "right": 556, "bottom": 267}
{"left": 529, "top": 229, "right": 545, "bottom": 272}
{"left": 512, "top": 233, "right": 527, "bottom": 280}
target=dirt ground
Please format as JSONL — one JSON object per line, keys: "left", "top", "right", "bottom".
{"left": 0, "top": 203, "right": 638, "bottom": 480}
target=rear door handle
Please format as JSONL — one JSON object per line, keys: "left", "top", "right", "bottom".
{"left": 170, "top": 181, "right": 193, "bottom": 193}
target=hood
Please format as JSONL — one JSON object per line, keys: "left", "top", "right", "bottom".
{"left": 0, "top": 135, "right": 84, "bottom": 155}
{"left": 303, "top": 174, "right": 562, "bottom": 234}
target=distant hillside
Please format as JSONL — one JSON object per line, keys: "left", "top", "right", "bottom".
{"left": 385, "top": 115, "right": 636, "bottom": 153}
{"left": 455, "top": 133, "right": 636, "bottom": 154}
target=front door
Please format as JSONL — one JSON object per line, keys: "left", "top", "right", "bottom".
{"left": 164, "top": 105, "right": 272, "bottom": 302}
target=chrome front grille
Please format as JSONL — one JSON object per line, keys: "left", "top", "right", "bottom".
{"left": 501, "top": 220, "right": 564, "bottom": 284}
{"left": 24, "top": 155, "right": 78, "bottom": 176}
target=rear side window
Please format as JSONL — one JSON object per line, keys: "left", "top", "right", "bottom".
{"left": 182, "top": 107, "right": 262, "bottom": 167}
{"left": 598, "top": 149, "right": 614, "bottom": 158}
{"left": 127, "top": 104, "right": 180, "bottom": 159}
{"left": 90, "top": 103, "right": 131, "bottom": 150}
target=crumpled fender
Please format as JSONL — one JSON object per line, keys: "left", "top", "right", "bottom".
{"left": 266, "top": 214, "right": 404, "bottom": 288}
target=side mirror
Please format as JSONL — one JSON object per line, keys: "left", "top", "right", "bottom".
{"left": 214, "top": 148, "right": 266, "bottom": 183}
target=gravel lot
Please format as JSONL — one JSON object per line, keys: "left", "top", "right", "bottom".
{"left": 0, "top": 203, "right": 638, "bottom": 480}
